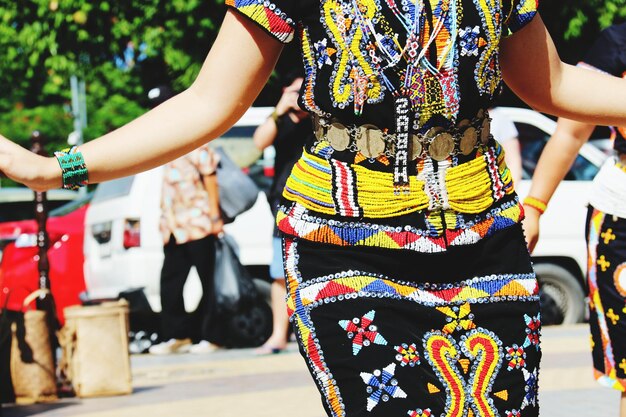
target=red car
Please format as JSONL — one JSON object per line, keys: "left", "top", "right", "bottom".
{"left": 0, "top": 195, "right": 90, "bottom": 325}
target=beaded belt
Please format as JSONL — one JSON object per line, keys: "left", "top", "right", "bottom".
{"left": 312, "top": 110, "right": 491, "bottom": 162}
{"left": 283, "top": 141, "right": 515, "bottom": 218}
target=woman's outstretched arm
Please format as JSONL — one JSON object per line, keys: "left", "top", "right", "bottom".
{"left": 501, "top": 15, "right": 626, "bottom": 126}
{"left": 0, "top": 11, "right": 283, "bottom": 191}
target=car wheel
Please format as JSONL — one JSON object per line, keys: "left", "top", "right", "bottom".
{"left": 533, "top": 263, "right": 585, "bottom": 325}
{"left": 225, "top": 299, "right": 272, "bottom": 348}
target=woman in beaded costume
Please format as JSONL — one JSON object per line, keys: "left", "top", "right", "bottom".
{"left": 524, "top": 22, "right": 626, "bottom": 416}
{"left": 2, "top": 2, "right": 626, "bottom": 416}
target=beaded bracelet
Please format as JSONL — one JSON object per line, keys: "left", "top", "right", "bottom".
{"left": 53, "top": 146, "right": 89, "bottom": 190}
{"left": 523, "top": 196, "right": 548, "bottom": 215}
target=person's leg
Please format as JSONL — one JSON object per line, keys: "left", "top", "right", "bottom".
{"left": 187, "top": 235, "right": 219, "bottom": 346}
{"left": 621, "top": 392, "right": 626, "bottom": 417}
{"left": 157, "top": 238, "right": 193, "bottom": 342}
{"left": 257, "top": 236, "right": 289, "bottom": 354}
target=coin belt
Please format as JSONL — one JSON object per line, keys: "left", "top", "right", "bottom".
{"left": 312, "top": 110, "right": 491, "bottom": 162}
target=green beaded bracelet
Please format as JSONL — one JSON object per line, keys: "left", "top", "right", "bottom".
{"left": 53, "top": 146, "right": 89, "bottom": 190}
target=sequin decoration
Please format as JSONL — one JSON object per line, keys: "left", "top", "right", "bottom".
{"left": 472, "top": 0, "right": 502, "bottom": 96}
{"left": 322, "top": 0, "right": 384, "bottom": 114}
{"left": 505, "top": 344, "right": 527, "bottom": 370}
{"left": 395, "top": 343, "right": 421, "bottom": 367}
{"left": 339, "top": 310, "right": 388, "bottom": 355}
{"left": 408, "top": 408, "right": 432, "bottom": 417}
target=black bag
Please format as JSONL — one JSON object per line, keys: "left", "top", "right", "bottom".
{"left": 212, "top": 236, "right": 272, "bottom": 348}
{"left": 215, "top": 147, "right": 259, "bottom": 223}
{"left": 213, "top": 235, "right": 258, "bottom": 313}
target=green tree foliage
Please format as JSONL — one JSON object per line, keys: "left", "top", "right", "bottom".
{"left": 0, "top": 0, "right": 226, "bottom": 149}
{"left": 541, "top": 1, "right": 626, "bottom": 63}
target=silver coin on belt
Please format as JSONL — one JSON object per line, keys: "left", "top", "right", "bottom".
{"left": 313, "top": 110, "right": 491, "bottom": 162}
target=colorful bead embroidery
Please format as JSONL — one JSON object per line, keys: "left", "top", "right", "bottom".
{"left": 277, "top": 198, "right": 523, "bottom": 253}
{"left": 289, "top": 270, "right": 538, "bottom": 319}
{"left": 436, "top": 302, "right": 477, "bottom": 334}
{"left": 285, "top": 238, "right": 540, "bottom": 417}
{"left": 225, "top": 0, "right": 295, "bottom": 43}
{"left": 472, "top": 0, "right": 502, "bottom": 97}
{"left": 283, "top": 142, "right": 515, "bottom": 220}
{"left": 587, "top": 209, "right": 626, "bottom": 391}
{"left": 395, "top": 343, "right": 421, "bottom": 367}
{"left": 408, "top": 408, "right": 432, "bottom": 417}
{"left": 423, "top": 327, "right": 503, "bottom": 417}
{"left": 505, "top": 344, "right": 527, "bottom": 370}
{"left": 522, "top": 313, "right": 541, "bottom": 351}
{"left": 505, "top": 0, "right": 539, "bottom": 34}
{"left": 360, "top": 363, "right": 407, "bottom": 411}
{"left": 339, "top": 310, "right": 388, "bottom": 355}
{"left": 521, "top": 367, "right": 539, "bottom": 409}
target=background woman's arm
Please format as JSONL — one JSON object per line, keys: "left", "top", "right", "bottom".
{"left": 0, "top": 11, "right": 283, "bottom": 191}
{"left": 501, "top": 15, "right": 626, "bottom": 126}
{"left": 523, "top": 118, "right": 595, "bottom": 251}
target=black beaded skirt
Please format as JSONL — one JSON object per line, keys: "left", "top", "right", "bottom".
{"left": 283, "top": 224, "right": 541, "bottom": 417}
{"left": 587, "top": 206, "right": 626, "bottom": 391}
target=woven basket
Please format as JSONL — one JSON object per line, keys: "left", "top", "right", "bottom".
{"left": 10, "top": 309, "right": 58, "bottom": 404}
{"left": 62, "top": 300, "right": 132, "bottom": 398}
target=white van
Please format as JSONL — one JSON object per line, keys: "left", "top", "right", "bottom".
{"left": 503, "top": 106, "right": 608, "bottom": 325}
{"left": 83, "top": 108, "right": 275, "bottom": 314}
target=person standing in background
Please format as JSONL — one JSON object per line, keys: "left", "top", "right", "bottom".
{"left": 490, "top": 107, "right": 523, "bottom": 185}
{"left": 253, "top": 74, "right": 313, "bottom": 354}
{"left": 148, "top": 86, "right": 224, "bottom": 355}
{"left": 524, "top": 23, "right": 626, "bottom": 416}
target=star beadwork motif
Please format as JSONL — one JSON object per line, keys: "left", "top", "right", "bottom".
{"left": 395, "top": 343, "right": 421, "bottom": 367}
{"left": 505, "top": 344, "right": 527, "bottom": 370}
{"left": 339, "top": 310, "right": 388, "bottom": 356}
{"left": 436, "top": 302, "right": 476, "bottom": 334}
{"left": 521, "top": 367, "right": 539, "bottom": 409}
{"left": 522, "top": 313, "right": 541, "bottom": 350}
{"left": 360, "top": 363, "right": 407, "bottom": 412}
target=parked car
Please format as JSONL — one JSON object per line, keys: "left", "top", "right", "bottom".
{"left": 501, "top": 106, "right": 608, "bottom": 325}
{"left": 0, "top": 188, "right": 80, "bottom": 260}
{"left": 0, "top": 193, "right": 90, "bottom": 325}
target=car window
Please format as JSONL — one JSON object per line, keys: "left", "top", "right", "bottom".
{"left": 517, "top": 122, "right": 600, "bottom": 181}
{"left": 211, "top": 125, "right": 272, "bottom": 193}
{"left": 0, "top": 200, "right": 70, "bottom": 222}
{"left": 92, "top": 176, "right": 135, "bottom": 203}
{"left": 49, "top": 192, "right": 93, "bottom": 216}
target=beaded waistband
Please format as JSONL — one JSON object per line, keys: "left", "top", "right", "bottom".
{"left": 312, "top": 110, "right": 491, "bottom": 162}
{"left": 283, "top": 141, "right": 514, "bottom": 219}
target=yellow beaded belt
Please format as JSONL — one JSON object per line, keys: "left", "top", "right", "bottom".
{"left": 283, "top": 141, "right": 515, "bottom": 219}
{"left": 312, "top": 110, "right": 491, "bottom": 161}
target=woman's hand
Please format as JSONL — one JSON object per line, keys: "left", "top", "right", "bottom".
{"left": 0, "top": 135, "right": 60, "bottom": 191}
{"left": 522, "top": 208, "right": 541, "bottom": 253}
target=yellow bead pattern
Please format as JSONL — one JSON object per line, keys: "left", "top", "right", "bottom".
{"left": 323, "top": 0, "right": 382, "bottom": 109}
{"left": 283, "top": 142, "right": 515, "bottom": 218}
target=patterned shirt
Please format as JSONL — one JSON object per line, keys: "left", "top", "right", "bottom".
{"left": 227, "top": 0, "right": 539, "bottom": 253}
{"left": 160, "top": 145, "right": 220, "bottom": 245}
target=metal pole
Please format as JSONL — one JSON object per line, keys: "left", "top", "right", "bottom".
{"left": 30, "top": 131, "right": 51, "bottom": 300}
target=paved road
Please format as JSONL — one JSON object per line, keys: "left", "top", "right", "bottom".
{"left": 2, "top": 324, "right": 619, "bottom": 417}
